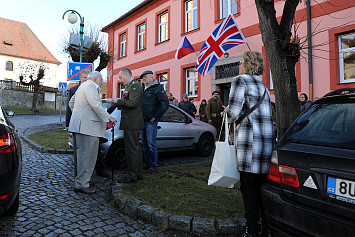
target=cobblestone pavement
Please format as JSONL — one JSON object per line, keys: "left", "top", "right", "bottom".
{"left": 0, "top": 115, "right": 212, "bottom": 236}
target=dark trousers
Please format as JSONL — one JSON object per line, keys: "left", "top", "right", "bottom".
{"left": 211, "top": 116, "right": 222, "bottom": 138}
{"left": 95, "top": 148, "right": 105, "bottom": 173}
{"left": 124, "top": 130, "right": 143, "bottom": 180}
{"left": 240, "top": 171, "right": 267, "bottom": 235}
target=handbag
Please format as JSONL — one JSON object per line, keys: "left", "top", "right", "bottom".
{"left": 208, "top": 113, "right": 239, "bottom": 188}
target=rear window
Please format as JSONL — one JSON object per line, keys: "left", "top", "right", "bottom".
{"left": 284, "top": 102, "right": 355, "bottom": 149}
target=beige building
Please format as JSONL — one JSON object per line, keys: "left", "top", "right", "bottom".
{"left": 0, "top": 17, "right": 61, "bottom": 88}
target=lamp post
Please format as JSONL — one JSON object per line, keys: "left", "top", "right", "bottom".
{"left": 62, "top": 10, "right": 84, "bottom": 62}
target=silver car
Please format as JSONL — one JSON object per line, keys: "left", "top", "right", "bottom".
{"left": 99, "top": 104, "right": 217, "bottom": 169}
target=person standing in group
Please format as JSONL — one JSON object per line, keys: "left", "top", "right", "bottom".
{"left": 112, "top": 68, "right": 144, "bottom": 183}
{"left": 299, "top": 93, "right": 313, "bottom": 113}
{"left": 168, "top": 92, "right": 178, "bottom": 106}
{"left": 199, "top": 99, "right": 208, "bottom": 123}
{"left": 206, "top": 91, "right": 224, "bottom": 137}
{"left": 178, "top": 94, "right": 196, "bottom": 117}
{"left": 65, "top": 69, "right": 110, "bottom": 179}
{"left": 225, "top": 51, "right": 274, "bottom": 237}
{"left": 69, "top": 71, "right": 116, "bottom": 194}
{"left": 140, "top": 71, "right": 169, "bottom": 172}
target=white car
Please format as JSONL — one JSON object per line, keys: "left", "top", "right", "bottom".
{"left": 99, "top": 104, "right": 217, "bottom": 169}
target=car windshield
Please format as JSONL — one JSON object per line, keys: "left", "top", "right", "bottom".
{"left": 283, "top": 102, "right": 355, "bottom": 149}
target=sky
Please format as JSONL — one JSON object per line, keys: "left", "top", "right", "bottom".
{"left": 0, "top": 0, "right": 145, "bottom": 86}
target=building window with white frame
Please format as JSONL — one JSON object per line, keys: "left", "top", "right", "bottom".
{"left": 270, "top": 71, "right": 274, "bottom": 90}
{"left": 158, "top": 72, "right": 168, "bottom": 92}
{"left": 339, "top": 32, "right": 355, "bottom": 83}
{"left": 186, "top": 68, "right": 198, "bottom": 97}
{"left": 185, "top": 0, "right": 198, "bottom": 32}
{"left": 119, "top": 83, "right": 126, "bottom": 98}
{"left": 119, "top": 32, "right": 127, "bottom": 57}
{"left": 220, "top": 0, "right": 238, "bottom": 19}
{"left": 158, "top": 11, "right": 169, "bottom": 43}
{"left": 5, "top": 61, "right": 13, "bottom": 71}
{"left": 137, "top": 23, "right": 146, "bottom": 51}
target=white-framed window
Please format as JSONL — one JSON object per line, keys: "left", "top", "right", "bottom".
{"left": 220, "top": 0, "right": 238, "bottom": 19}
{"left": 186, "top": 68, "right": 198, "bottom": 97}
{"left": 119, "top": 32, "right": 127, "bottom": 57}
{"left": 158, "top": 11, "right": 169, "bottom": 43}
{"left": 137, "top": 23, "right": 146, "bottom": 51}
{"left": 158, "top": 73, "right": 168, "bottom": 92}
{"left": 5, "top": 61, "right": 13, "bottom": 71}
{"left": 119, "top": 83, "right": 125, "bottom": 98}
{"left": 185, "top": 0, "right": 198, "bottom": 32}
{"left": 270, "top": 71, "right": 274, "bottom": 90}
{"left": 339, "top": 32, "right": 355, "bottom": 83}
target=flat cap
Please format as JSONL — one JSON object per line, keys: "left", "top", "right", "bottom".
{"left": 140, "top": 70, "right": 154, "bottom": 79}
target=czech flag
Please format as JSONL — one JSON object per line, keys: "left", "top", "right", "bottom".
{"left": 175, "top": 36, "right": 195, "bottom": 60}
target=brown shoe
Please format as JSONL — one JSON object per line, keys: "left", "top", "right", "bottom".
{"left": 74, "top": 187, "right": 96, "bottom": 194}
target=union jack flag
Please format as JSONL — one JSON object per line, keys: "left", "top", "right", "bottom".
{"left": 195, "top": 14, "right": 246, "bottom": 77}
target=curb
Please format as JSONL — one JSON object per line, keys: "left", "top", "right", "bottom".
{"left": 20, "top": 123, "right": 73, "bottom": 154}
{"left": 111, "top": 184, "right": 246, "bottom": 236}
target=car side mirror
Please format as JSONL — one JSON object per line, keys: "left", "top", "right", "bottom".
{"left": 5, "top": 109, "right": 15, "bottom": 117}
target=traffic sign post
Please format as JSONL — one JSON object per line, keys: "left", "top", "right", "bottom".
{"left": 67, "top": 62, "right": 94, "bottom": 82}
{"left": 58, "top": 82, "right": 68, "bottom": 124}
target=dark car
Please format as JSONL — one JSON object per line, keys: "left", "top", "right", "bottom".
{"left": 0, "top": 108, "right": 22, "bottom": 216}
{"left": 261, "top": 90, "right": 355, "bottom": 237}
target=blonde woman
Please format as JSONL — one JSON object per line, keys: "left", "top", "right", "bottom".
{"left": 226, "top": 51, "right": 274, "bottom": 237}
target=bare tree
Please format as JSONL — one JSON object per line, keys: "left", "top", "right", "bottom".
{"left": 17, "top": 61, "right": 48, "bottom": 112}
{"left": 61, "top": 23, "right": 112, "bottom": 71}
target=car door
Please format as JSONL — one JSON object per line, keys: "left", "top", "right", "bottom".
{"left": 157, "top": 106, "right": 195, "bottom": 149}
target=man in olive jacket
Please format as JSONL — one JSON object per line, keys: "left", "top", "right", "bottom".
{"left": 113, "top": 68, "right": 144, "bottom": 183}
{"left": 140, "top": 70, "right": 169, "bottom": 172}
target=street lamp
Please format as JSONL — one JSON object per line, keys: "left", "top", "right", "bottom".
{"left": 62, "top": 10, "right": 84, "bottom": 62}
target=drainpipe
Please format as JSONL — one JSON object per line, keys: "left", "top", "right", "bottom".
{"left": 307, "top": 0, "right": 314, "bottom": 99}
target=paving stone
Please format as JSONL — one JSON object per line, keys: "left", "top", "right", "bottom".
{"left": 123, "top": 197, "right": 143, "bottom": 218}
{"left": 137, "top": 205, "right": 155, "bottom": 223}
{"left": 217, "top": 219, "right": 239, "bottom": 234}
{"left": 114, "top": 194, "right": 128, "bottom": 211}
{"left": 169, "top": 215, "right": 192, "bottom": 233}
{"left": 192, "top": 217, "right": 216, "bottom": 236}
{"left": 152, "top": 211, "right": 170, "bottom": 227}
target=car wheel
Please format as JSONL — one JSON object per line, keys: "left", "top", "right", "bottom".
{"left": 3, "top": 192, "right": 19, "bottom": 216}
{"left": 107, "top": 140, "right": 127, "bottom": 169}
{"left": 196, "top": 133, "right": 215, "bottom": 156}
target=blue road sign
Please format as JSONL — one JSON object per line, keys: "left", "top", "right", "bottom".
{"left": 67, "top": 62, "right": 94, "bottom": 82}
{"left": 58, "top": 82, "right": 68, "bottom": 91}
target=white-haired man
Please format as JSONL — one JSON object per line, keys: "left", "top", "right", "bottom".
{"left": 69, "top": 71, "right": 116, "bottom": 194}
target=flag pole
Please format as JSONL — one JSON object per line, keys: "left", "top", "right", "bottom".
{"left": 246, "top": 42, "right": 252, "bottom": 51}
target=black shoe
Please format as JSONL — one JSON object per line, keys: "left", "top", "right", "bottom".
{"left": 74, "top": 187, "right": 96, "bottom": 194}
{"left": 117, "top": 178, "right": 137, "bottom": 184}
{"left": 143, "top": 165, "right": 150, "bottom": 170}
{"left": 97, "top": 170, "right": 110, "bottom": 178}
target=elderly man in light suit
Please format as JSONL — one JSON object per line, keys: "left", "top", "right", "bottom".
{"left": 69, "top": 71, "right": 116, "bottom": 194}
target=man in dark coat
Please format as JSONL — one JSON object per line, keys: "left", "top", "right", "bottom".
{"left": 178, "top": 94, "right": 196, "bottom": 117}
{"left": 113, "top": 68, "right": 144, "bottom": 183}
{"left": 207, "top": 91, "right": 224, "bottom": 137}
{"left": 140, "top": 70, "right": 169, "bottom": 172}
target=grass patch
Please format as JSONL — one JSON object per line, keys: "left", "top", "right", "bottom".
{"left": 122, "top": 162, "right": 244, "bottom": 222}
{"left": 27, "top": 128, "right": 69, "bottom": 150}
{"left": 4, "top": 106, "right": 62, "bottom": 114}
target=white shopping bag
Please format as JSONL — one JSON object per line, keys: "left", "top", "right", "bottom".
{"left": 208, "top": 113, "right": 239, "bottom": 188}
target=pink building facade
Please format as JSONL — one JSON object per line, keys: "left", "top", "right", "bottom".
{"left": 102, "top": 0, "right": 355, "bottom": 105}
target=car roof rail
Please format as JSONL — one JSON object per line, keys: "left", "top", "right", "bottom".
{"left": 323, "top": 88, "right": 355, "bottom": 97}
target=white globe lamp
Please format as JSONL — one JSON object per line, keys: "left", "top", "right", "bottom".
{"left": 67, "top": 12, "right": 78, "bottom": 24}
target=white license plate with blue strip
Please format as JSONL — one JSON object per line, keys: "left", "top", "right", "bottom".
{"left": 327, "top": 177, "right": 355, "bottom": 204}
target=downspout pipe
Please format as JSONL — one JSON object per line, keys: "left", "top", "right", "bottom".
{"left": 307, "top": 0, "right": 314, "bottom": 99}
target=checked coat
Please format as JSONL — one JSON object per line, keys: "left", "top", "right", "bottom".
{"left": 226, "top": 74, "right": 274, "bottom": 174}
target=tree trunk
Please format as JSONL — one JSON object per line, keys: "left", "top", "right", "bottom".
{"left": 255, "top": 0, "right": 300, "bottom": 139}
{"left": 32, "top": 91, "right": 38, "bottom": 112}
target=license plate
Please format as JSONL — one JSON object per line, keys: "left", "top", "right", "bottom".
{"left": 327, "top": 177, "right": 355, "bottom": 204}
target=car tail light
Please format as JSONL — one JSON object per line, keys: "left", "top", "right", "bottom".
{"left": 0, "top": 190, "right": 13, "bottom": 200}
{"left": 0, "top": 132, "right": 16, "bottom": 153}
{"left": 268, "top": 150, "right": 300, "bottom": 188}
{"left": 268, "top": 151, "right": 281, "bottom": 183}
